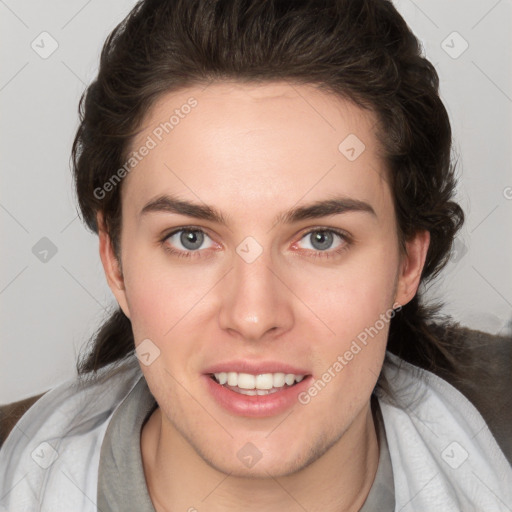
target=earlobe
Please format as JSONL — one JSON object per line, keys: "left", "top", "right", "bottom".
{"left": 394, "top": 230, "right": 430, "bottom": 307}
{"left": 97, "top": 212, "right": 131, "bottom": 319}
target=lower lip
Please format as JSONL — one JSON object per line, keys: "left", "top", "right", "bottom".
{"left": 203, "top": 375, "right": 312, "bottom": 417}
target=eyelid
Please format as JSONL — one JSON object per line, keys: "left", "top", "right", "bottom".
{"left": 296, "top": 225, "right": 351, "bottom": 242}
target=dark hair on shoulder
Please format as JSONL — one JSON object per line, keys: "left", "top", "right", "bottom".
{"left": 72, "top": 0, "right": 464, "bottom": 378}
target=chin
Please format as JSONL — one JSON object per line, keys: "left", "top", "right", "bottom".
{"left": 194, "top": 431, "right": 333, "bottom": 479}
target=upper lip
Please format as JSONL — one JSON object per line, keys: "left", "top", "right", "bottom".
{"left": 203, "top": 360, "right": 310, "bottom": 376}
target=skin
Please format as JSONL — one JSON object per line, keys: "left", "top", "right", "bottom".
{"left": 98, "top": 81, "right": 429, "bottom": 512}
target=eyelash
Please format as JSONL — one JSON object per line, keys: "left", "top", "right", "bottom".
{"left": 160, "top": 226, "right": 351, "bottom": 260}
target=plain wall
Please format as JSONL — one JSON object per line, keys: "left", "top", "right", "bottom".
{"left": 1, "top": 0, "right": 511, "bottom": 403}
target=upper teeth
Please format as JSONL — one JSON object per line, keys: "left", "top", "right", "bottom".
{"left": 214, "top": 372, "right": 305, "bottom": 390}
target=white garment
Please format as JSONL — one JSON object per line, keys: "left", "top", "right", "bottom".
{"left": 0, "top": 351, "right": 511, "bottom": 511}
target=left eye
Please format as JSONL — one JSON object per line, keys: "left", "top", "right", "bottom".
{"left": 296, "top": 229, "right": 346, "bottom": 252}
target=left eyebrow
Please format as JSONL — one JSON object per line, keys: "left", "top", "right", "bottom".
{"left": 140, "top": 194, "right": 377, "bottom": 226}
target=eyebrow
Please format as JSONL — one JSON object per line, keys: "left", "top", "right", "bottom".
{"left": 140, "top": 194, "right": 376, "bottom": 226}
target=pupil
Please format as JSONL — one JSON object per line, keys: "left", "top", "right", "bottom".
{"left": 181, "top": 230, "right": 203, "bottom": 250}
{"left": 312, "top": 231, "right": 332, "bottom": 250}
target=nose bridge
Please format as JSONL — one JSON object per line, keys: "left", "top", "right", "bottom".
{"left": 218, "top": 238, "right": 293, "bottom": 340}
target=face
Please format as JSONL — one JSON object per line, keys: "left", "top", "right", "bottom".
{"left": 99, "top": 81, "right": 428, "bottom": 477}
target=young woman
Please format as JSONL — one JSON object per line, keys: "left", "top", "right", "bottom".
{"left": 1, "top": 0, "right": 511, "bottom": 511}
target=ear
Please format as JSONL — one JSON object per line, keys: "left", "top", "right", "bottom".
{"left": 97, "top": 212, "right": 131, "bottom": 319}
{"left": 394, "top": 230, "right": 430, "bottom": 307}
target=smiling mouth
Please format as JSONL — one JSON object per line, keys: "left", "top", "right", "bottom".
{"left": 209, "top": 371, "right": 308, "bottom": 396}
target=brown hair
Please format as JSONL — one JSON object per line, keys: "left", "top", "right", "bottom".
{"left": 72, "top": 0, "right": 464, "bottom": 377}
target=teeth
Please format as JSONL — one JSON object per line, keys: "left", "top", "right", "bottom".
{"left": 273, "top": 373, "right": 285, "bottom": 387}
{"left": 256, "top": 374, "right": 273, "bottom": 389}
{"left": 227, "top": 372, "right": 237, "bottom": 386}
{"left": 238, "top": 373, "right": 255, "bottom": 389}
{"left": 213, "top": 371, "right": 306, "bottom": 390}
{"left": 284, "top": 374, "right": 295, "bottom": 386}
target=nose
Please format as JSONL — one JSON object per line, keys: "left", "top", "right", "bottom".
{"left": 217, "top": 245, "right": 294, "bottom": 342}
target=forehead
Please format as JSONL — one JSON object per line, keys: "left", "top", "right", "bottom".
{"left": 122, "top": 81, "right": 390, "bottom": 220}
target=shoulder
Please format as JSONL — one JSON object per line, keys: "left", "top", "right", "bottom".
{"left": 0, "top": 354, "right": 144, "bottom": 510}
{"left": 379, "top": 323, "right": 511, "bottom": 464}
{"left": 0, "top": 353, "right": 142, "bottom": 450}
{"left": 378, "top": 349, "right": 512, "bottom": 510}
{"left": 381, "top": 322, "right": 511, "bottom": 463}
{"left": 0, "top": 392, "right": 47, "bottom": 448}
{"left": 378, "top": 326, "right": 512, "bottom": 509}
{"left": 428, "top": 323, "right": 512, "bottom": 463}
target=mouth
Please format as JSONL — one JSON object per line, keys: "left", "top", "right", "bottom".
{"left": 209, "top": 371, "right": 308, "bottom": 396}
{"left": 203, "top": 362, "right": 312, "bottom": 417}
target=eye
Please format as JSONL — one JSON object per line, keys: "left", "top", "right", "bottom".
{"left": 160, "top": 226, "right": 351, "bottom": 260}
{"left": 161, "top": 227, "right": 215, "bottom": 258}
{"left": 294, "top": 228, "right": 350, "bottom": 258}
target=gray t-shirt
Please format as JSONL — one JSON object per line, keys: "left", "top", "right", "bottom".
{"left": 97, "top": 377, "right": 394, "bottom": 511}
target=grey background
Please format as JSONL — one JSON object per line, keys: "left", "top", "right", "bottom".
{"left": 1, "top": 0, "right": 511, "bottom": 403}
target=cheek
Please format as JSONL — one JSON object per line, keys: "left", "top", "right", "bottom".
{"left": 290, "top": 241, "right": 399, "bottom": 412}
{"left": 121, "top": 244, "right": 214, "bottom": 341}
{"left": 121, "top": 249, "right": 177, "bottom": 344}
{"left": 297, "top": 266, "right": 396, "bottom": 420}
{"left": 296, "top": 243, "right": 399, "bottom": 342}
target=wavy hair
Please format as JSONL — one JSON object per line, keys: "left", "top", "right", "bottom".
{"left": 71, "top": 0, "right": 464, "bottom": 379}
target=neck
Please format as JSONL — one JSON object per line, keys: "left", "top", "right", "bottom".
{"left": 141, "top": 402, "right": 379, "bottom": 512}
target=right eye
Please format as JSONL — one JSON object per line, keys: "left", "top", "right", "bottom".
{"left": 161, "top": 228, "right": 216, "bottom": 258}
